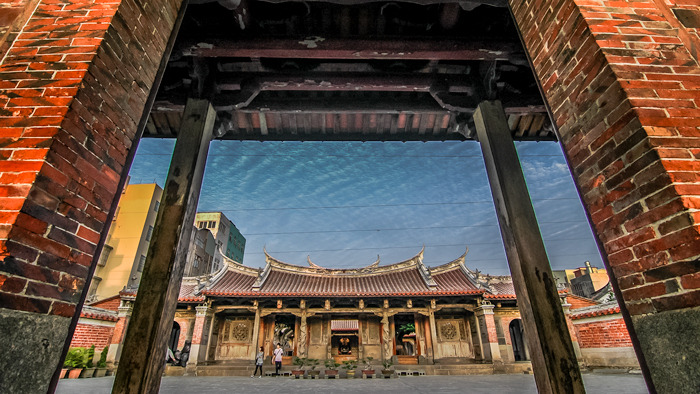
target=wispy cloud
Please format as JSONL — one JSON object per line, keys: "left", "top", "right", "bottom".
{"left": 127, "top": 139, "right": 602, "bottom": 275}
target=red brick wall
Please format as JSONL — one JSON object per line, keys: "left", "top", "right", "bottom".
{"left": 482, "top": 312, "right": 499, "bottom": 343}
{"left": 510, "top": 0, "right": 700, "bottom": 319}
{"left": 90, "top": 295, "right": 119, "bottom": 311}
{"left": 70, "top": 320, "right": 114, "bottom": 350}
{"left": 567, "top": 295, "right": 599, "bottom": 310}
{"left": 0, "top": 0, "right": 182, "bottom": 319}
{"left": 174, "top": 317, "right": 189, "bottom": 349}
{"left": 192, "top": 314, "right": 206, "bottom": 345}
{"left": 574, "top": 317, "right": 633, "bottom": 348}
{"left": 498, "top": 316, "right": 517, "bottom": 345}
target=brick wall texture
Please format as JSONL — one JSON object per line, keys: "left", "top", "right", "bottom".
{"left": 574, "top": 317, "right": 633, "bottom": 348}
{"left": 509, "top": 0, "right": 700, "bottom": 317}
{"left": 70, "top": 320, "right": 114, "bottom": 349}
{"left": 89, "top": 294, "right": 119, "bottom": 311}
{"left": 0, "top": 0, "right": 182, "bottom": 320}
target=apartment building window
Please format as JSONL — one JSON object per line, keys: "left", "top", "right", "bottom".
{"left": 195, "top": 236, "right": 204, "bottom": 248}
{"left": 146, "top": 225, "right": 153, "bottom": 241}
{"left": 197, "top": 221, "right": 206, "bottom": 229}
{"left": 137, "top": 255, "right": 146, "bottom": 272}
{"left": 208, "top": 221, "right": 216, "bottom": 228}
{"left": 220, "top": 223, "right": 226, "bottom": 234}
{"left": 154, "top": 201, "right": 160, "bottom": 212}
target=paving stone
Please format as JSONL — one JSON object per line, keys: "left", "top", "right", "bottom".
{"left": 56, "top": 374, "right": 649, "bottom": 394}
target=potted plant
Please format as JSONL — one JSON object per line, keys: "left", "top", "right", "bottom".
{"left": 381, "top": 359, "right": 394, "bottom": 378}
{"left": 360, "top": 356, "right": 375, "bottom": 378}
{"left": 324, "top": 359, "right": 340, "bottom": 379}
{"left": 341, "top": 359, "right": 357, "bottom": 379}
{"left": 291, "top": 356, "right": 306, "bottom": 379}
{"left": 64, "top": 347, "right": 88, "bottom": 379}
{"left": 306, "top": 358, "right": 321, "bottom": 379}
{"left": 80, "top": 345, "right": 96, "bottom": 378}
{"left": 95, "top": 346, "right": 108, "bottom": 377}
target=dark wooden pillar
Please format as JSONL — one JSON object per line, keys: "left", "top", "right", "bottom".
{"left": 474, "top": 101, "right": 585, "bottom": 394}
{"left": 111, "top": 98, "right": 217, "bottom": 394}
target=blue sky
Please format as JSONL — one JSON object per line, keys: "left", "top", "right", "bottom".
{"left": 129, "top": 139, "right": 603, "bottom": 276}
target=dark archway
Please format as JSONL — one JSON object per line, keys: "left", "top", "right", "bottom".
{"left": 509, "top": 319, "right": 528, "bottom": 362}
{"left": 169, "top": 322, "right": 181, "bottom": 353}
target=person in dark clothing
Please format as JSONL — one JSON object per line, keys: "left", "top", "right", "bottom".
{"left": 252, "top": 346, "right": 264, "bottom": 378}
{"left": 179, "top": 340, "right": 191, "bottom": 367}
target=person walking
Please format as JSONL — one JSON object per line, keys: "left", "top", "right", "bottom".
{"left": 252, "top": 346, "right": 264, "bottom": 378}
{"left": 273, "top": 344, "right": 284, "bottom": 376}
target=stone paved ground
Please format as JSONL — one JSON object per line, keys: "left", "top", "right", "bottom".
{"left": 56, "top": 373, "right": 648, "bottom": 394}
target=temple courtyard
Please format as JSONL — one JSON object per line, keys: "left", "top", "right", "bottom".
{"left": 56, "top": 374, "right": 648, "bottom": 394}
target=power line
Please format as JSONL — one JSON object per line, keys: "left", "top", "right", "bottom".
{"left": 136, "top": 153, "right": 565, "bottom": 158}
{"left": 220, "top": 198, "right": 581, "bottom": 212}
{"left": 242, "top": 220, "right": 590, "bottom": 236}
{"left": 244, "top": 237, "right": 599, "bottom": 255}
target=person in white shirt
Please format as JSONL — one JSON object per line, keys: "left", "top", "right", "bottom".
{"left": 273, "top": 344, "right": 284, "bottom": 376}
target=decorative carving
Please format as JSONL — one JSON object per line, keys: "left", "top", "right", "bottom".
{"left": 431, "top": 299, "right": 436, "bottom": 309}
{"left": 300, "top": 299, "right": 306, "bottom": 309}
{"left": 298, "top": 315, "right": 308, "bottom": 357}
{"left": 441, "top": 322, "right": 457, "bottom": 341}
{"left": 325, "top": 299, "right": 331, "bottom": 310}
{"left": 277, "top": 299, "right": 282, "bottom": 309}
{"left": 381, "top": 314, "right": 391, "bottom": 360}
{"left": 383, "top": 299, "right": 389, "bottom": 309}
{"left": 232, "top": 322, "right": 249, "bottom": 341}
{"left": 359, "top": 299, "right": 364, "bottom": 310}
{"left": 407, "top": 299, "right": 413, "bottom": 308}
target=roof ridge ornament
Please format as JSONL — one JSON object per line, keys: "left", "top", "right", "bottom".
{"left": 358, "top": 255, "right": 381, "bottom": 273}
{"left": 416, "top": 247, "right": 437, "bottom": 290}
{"left": 307, "top": 255, "right": 325, "bottom": 269}
{"left": 253, "top": 248, "right": 273, "bottom": 291}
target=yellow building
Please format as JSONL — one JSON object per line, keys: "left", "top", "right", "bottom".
{"left": 87, "top": 183, "right": 163, "bottom": 302}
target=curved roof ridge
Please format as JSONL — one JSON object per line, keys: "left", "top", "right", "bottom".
{"left": 307, "top": 255, "right": 324, "bottom": 269}
{"left": 429, "top": 247, "right": 469, "bottom": 274}
{"left": 263, "top": 247, "right": 427, "bottom": 276}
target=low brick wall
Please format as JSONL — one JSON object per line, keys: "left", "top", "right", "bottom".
{"left": 71, "top": 318, "right": 115, "bottom": 350}
{"left": 572, "top": 309, "right": 639, "bottom": 369}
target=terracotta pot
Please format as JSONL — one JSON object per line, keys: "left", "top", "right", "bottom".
{"left": 291, "top": 370, "right": 305, "bottom": 379}
{"left": 67, "top": 369, "right": 83, "bottom": 379}
{"left": 59, "top": 369, "right": 69, "bottom": 379}
{"left": 362, "top": 369, "right": 375, "bottom": 376}
{"left": 324, "top": 369, "right": 338, "bottom": 377}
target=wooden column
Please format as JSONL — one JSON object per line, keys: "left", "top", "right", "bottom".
{"left": 473, "top": 100, "right": 585, "bottom": 394}
{"left": 422, "top": 315, "right": 433, "bottom": 362}
{"left": 111, "top": 98, "right": 217, "bottom": 394}
{"left": 472, "top": 313, "right": 485, "bottom": 361}
{"left": 428, "top": 311, "right": 439, "bottom": 360}
{"left": 250, "top": 308, "right": 261, "bottom": 359}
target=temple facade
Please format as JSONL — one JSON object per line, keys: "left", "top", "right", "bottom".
{"left": 108, "top": 248, "right": 559, "bottom": 375}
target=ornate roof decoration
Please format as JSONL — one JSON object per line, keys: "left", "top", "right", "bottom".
{"left": 122, "top": 245, "right": 520, "bottom": 301}
{"left": 200, "top": 246, "right": 512, "bottom": 297}
{"left": 570, "top": 301, "right": 620, "bottom": 320}
{"left": 80, "top": 305, "right": 118, "bottom": 322}
{"left": 414, "top": 246, "right": 437, "bottom": 290}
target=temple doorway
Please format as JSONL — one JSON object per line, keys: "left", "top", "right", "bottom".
{"left": 509, "top": 319, "right": 529, "bottom": 361}
{"left": 331, "top": 319, "right": 359, "bottom": 363}
{"left": 273, "top": 315, "right": 296, "bottom": 356}
{"left": 168, "top": 321, "right": 180, "bottom": 352}
{"left": 394, "top": 314, "right": 419, "bottom": 364}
